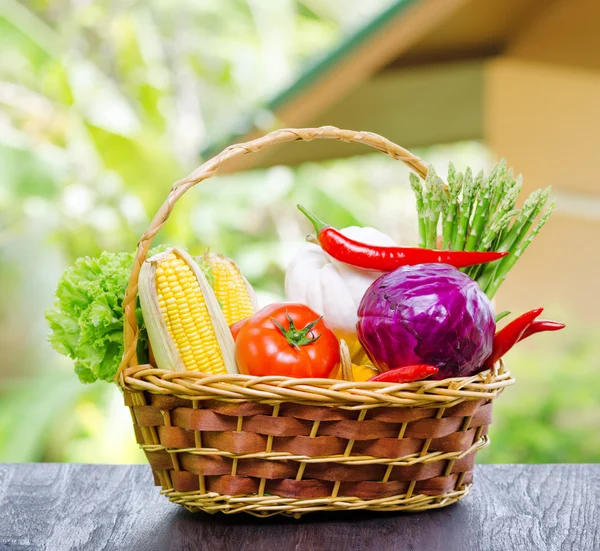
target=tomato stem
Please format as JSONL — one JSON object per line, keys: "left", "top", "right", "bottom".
{"left": 270, "top": 310, "right": 322, "bottom": 348}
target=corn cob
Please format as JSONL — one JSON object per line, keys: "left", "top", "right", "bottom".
{"left": 139, "top": 248, "right": 237, "bottom": 374}
{"left": 202, "top": 252, "right": 258, "bottom": 326}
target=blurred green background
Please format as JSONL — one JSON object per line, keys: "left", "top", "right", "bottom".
{"left": 0, "top": 0, "right": 598, "bottom": 465}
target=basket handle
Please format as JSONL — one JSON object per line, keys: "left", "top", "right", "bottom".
{"left": 116, "top": 126, "right": 428, "bottom": 383}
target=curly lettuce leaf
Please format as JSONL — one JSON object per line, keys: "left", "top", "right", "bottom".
{"left": 46, "top": 248, "right": 167, "bottom": 383}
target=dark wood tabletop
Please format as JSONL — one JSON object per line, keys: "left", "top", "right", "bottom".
{"left": 0, "top": 463, "right": 597, "bottom": 551}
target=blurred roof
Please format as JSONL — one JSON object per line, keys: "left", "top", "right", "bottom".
{"left": 203, "top": 0, "right": 600, "bottom": 171}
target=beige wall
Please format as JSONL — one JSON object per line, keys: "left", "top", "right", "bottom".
{"left": 485, "top": 57, "right": 600, "bottom": 320}
{"left": 507, "top": 0, "right": 600, "bottom": 74}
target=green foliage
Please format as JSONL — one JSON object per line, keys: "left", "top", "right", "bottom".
{"left": 479, "top": 326, "right": 600, "bottom": 464}
{"left": 45, "top": 250, "right": 154, "bottom": 383}
{"left": 0, "top": 372, "right": 86, "bottom": 462}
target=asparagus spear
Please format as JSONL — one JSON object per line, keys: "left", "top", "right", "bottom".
{"left": 468, "top": 208, "right": 519, "bottom": 280}
{"left": 474, "top": 180, "right": 526, "bottom": 284}
{"left": 477, "top": 181, "right": 521, "bottom": 252}
{"left": 477, "top": 186, "right": 549, "bottom": 290}
{"left": 504, "top": 173, "right": 523, "bottom": 212}
{"left": 424, "top": 167, "right": 444, "bottom": 249}
{"left": 409, "top": 173, "right": 427, "bottom": 248}
{"left": 449, "top": 172, "right": 463, "bottom": 247}
{"left": 497, "top": 187, "right": 551, "bottom": 252}
{"left": 477, "top": 187, "right": 548, "bottom": 286}
{"left": 478, "top": 164, "right": 516, "bottom": 252}
{"left": 452, "top": 167, "right": 477, "bottom": 251}
{"left": 487, "top": 162, "right": 509, "bottom": 217}
{"left": 439, "top": 180, "right": 449, "bottom": 249}
{"left": 480, "top": 208, "right": 520, "bottom": 251}
{"left": 485, "top": 201, "right": 556, "bottom": 298}
{"left": 442, "top": 163, "right": 462, "bottom": 249}
{"left": 465, "top": 164, "right": 502, "bottom": 251}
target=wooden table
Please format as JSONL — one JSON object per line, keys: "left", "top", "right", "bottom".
{"left": 0, "top": 463, "right": 597, "bottom": 551}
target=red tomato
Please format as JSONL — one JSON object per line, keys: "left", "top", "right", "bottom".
{"left": 230, "top": 318, "right": 248, "bottom": 341}
{"left": 235, "top": 302, "right": 340, "bottom": 378}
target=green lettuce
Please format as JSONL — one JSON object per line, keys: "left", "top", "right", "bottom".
{"left": 46, "top": 248, "right": 166, "bottom": 383}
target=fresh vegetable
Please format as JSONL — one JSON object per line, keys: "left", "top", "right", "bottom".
{"left": 46, "top": 247, "right": 170, "bottom": 383}
{"left": 410, "top": 162, "right": 555, "bottom": 298}
{"left": 339, "top": 340, "right": 352, "bottom": 380}
{"left": 139, "top": 248, "right": 237, "bottom": 374}
{"left": 346, "top": 363, "right": 378, "bottom": 382}
{"left": 480, "top": 311, "right": 566, "bottom": 372}
{"left": 484, "top": 308, "right": 543, "bottom": 368}
{"left": 202, "top": 252, "right": 258, "bottom": 326}
{"left": 357, "top": 264, "right": 495, "bottom": 379}
{"left": 368, "top": 364, "right": 439, "bottom": 383}
{"left": 285, "top": 224, "right": 396, "bottom": 361}
{"left": 229, "top": 317, "right": 248, "bottom": 340}
{"left": 518, "top": 320, "right": 566, "bottom": 342}
{"left": 235, "top": 303, "right": 340, "bottom": 378}
{"left": 297, "top": 204, "right": 508, "bottom": 272}
{"left": 482, "top": 204, "right": 554, "bottom": 298}
{"left": 495, "top": 310, "right": 511, "bottom": 322}
{"left": 335, "top": 340, "right": 378, "bottom": 382}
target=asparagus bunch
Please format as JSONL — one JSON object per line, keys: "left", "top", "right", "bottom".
{"left": 410, "top": 160, "right": 555, "bottom": 299}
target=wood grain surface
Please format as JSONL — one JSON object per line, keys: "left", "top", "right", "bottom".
{"left": 0, "top": 463, "right": 597, "bottom": 551}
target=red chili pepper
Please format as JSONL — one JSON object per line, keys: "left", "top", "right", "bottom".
{"left": 298, "top": 205, "right": 508, "bottom": 271}
{"left": 518, "top": 320, "right": 566, "bottom": 342}
{"left": 485, "top": 308, "right": 543, "bottom": 367}
{"left": 369, "top": 364, "right": 439, "bottom": 383}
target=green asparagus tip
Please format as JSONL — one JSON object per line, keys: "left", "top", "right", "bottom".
{"left": 297, "top": 204, "right": 328, "bottom": 234}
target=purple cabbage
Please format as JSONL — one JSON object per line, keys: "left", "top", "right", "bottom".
{"left": 357, "top": 264, "right": 495, "bottom": 379}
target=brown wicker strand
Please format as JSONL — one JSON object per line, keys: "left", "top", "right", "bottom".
{"left": 192, "top": 400, "right": 206, "bottom": 494}
{"left": 120, "top": 363, "right": 513, "bottom": 409}
{"left": 381, "top": 421, "right": 409, "bottom": 483}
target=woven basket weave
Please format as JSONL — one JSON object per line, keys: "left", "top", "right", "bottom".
{"left": 116, "top": 126, "right": 515, "bottom": 517}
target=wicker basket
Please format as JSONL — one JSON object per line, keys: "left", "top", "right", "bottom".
{"left": 116, "top": 126, "right": 515, "bottom": 517}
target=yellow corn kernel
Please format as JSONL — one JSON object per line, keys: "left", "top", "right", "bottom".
{"left": 203, "top": 253, "right": 257, "bottom": 326}
{"left": 155, "top": 253, "right": 225, "bottom": 374}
